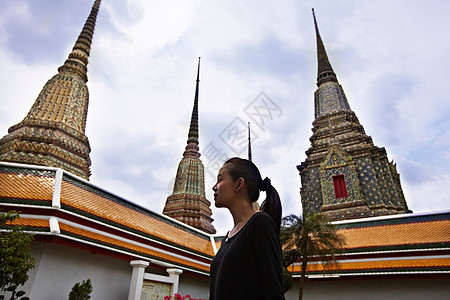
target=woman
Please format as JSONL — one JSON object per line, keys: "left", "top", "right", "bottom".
{"left": 210, "top": 157, "right": 285, "bottom": 300}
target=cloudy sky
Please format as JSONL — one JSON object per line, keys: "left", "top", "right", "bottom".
{"left": 1, "top": 0, "right": 449, "bottom": 235}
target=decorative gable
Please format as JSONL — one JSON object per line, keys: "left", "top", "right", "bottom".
{"left": 319, "top": 144, "right": 362, "bottom": 207}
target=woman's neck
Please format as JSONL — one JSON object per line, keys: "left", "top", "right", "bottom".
{"left": 228, "top": 203, "right": 257, "bottom": 238}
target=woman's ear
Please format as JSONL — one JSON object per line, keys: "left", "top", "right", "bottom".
{"left": 235, "top": 177, "right": 245, "bottom": 192}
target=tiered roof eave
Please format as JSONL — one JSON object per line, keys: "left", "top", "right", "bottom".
{"left": 0, "top": 161, "right": 216, "bottom": 276}
{"left": 1, "top": 162, "right": 449, "bottom": 279}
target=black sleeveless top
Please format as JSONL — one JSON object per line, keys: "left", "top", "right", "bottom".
{"left": 210, "top": 212, "right": 285, "bottom": 300}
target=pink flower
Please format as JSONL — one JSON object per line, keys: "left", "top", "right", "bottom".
{"left": 165, "top": 294, "right": 202, "bottom": 300}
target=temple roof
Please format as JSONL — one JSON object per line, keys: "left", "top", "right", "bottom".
{"left": 288, "top": 211, "right": 450, "bottom": 277}
{"left": 1, "top": 163, "right": 448, "bottom": 277}
{"left": 0, "top": 162, "right": 214, "bottom": 275}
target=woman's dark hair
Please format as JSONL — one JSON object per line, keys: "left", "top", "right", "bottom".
{"left": 223, "top": 157, "right": 282, "bottom": 233}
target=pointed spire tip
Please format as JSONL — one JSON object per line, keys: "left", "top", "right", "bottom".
{"left": 248, "top": 122, "right": 252, "bottom": 162}
{"left": 187, "top": 57, "right": 201, "bottom": 147}
{"left": 196, "top": 57, "right": 201, "bottom": 82}
{"left": 312, "top": 8, "right": 337, "bottom": 86}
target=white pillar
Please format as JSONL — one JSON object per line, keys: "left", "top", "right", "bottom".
{"left": 166, "top": 268, "right": 183, "bottom": 295}
{"left": 52, "top": 168, "right": 63, "bottom": 208}
{"left": 49, "top": 217, "right": 60, "bottom": 234}
{"left": 128, "top": 260, "right": 149, "bottom": 300}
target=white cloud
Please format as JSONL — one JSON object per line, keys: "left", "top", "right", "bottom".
{"left": 402, "top": 174, "right": 450, "bottom": 213}
{"left": 1, "top": 0, "right": 450, "bottom": 235}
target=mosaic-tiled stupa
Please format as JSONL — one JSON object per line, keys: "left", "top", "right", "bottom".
{"left": 0, "top": 0, "right": 102, "bottom": 180}
{"left": 297, "top": 10, "right": 411, "bottom": 221}
{"left": 163, "top": 58, "right": 216, "bottom": 234}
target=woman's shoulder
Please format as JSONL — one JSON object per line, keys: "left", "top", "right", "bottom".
{"left": 249, "top": 211, "right": 277, "bottom": 229}
{"left": 252, "top": 211, "right": 271, "bottom": 221}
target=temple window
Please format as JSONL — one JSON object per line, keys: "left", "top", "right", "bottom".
{"left": 333, "top": 174, "right": 348, "bottom": 198}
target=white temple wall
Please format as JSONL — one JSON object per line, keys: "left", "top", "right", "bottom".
{"left": 178, "top": 274, "right": 210, "bottom": 299}
{"left": 285, "top": 277, "right": 450, "bottom": 300}
{"left": 23, "top": 242, "right": 130, "bottom": 299}
{"left": 19, "top": 242, "right": 210, "bottom": 300}
{"left": 18, "top": 241, "right": 450, "bottom": 300}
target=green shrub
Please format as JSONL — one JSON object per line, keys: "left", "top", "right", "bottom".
{"left": 68, "top": 279, "right": 93, "bottom": 300}
{"left": 0, "top": 211, "right": 35, "bottom": 300}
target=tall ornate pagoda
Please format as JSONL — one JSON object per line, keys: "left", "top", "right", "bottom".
{"left": 0, "top": 0, "right": 102, "bottom": 180}
{"left": 297, "top": 10, "right": 411, "bottom": 221}
{"left": 163, "top": 58, "right": 216, "bottom": 234}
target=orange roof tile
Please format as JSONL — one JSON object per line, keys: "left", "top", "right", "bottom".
{"left": 339, "top": 220, "right": 450, "bottom": 250}
{"left": 288, "top": 257, "right": 450, "bottom": 274}
{"left": 215, "top": 240, "right": 222, "bottom": 250}
{"left": 285, "top": 213, "right": 450, "bottom": 276}
{"left": 3, "top": 164, "right": 450, "bottom": 278}
{"left": 6, "top": 217, "right": 50, "bottom": 229}
{"left": 59, "top": 222, "right": 209, "bottom": 272}
{"left": 0, "top": 172, "right": 54, "bottom": 202}
{"left": 60, "top": 178, "right": 214, "bottom": 257}
{"left": 0, "top": 165, "right": 215, "bottom": 259}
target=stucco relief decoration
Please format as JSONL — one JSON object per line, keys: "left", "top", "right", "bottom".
{"left": 319, "top": 145, "right": 362, "bottom": 206}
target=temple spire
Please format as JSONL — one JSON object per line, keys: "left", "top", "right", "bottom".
{"left": 187, "top": 57, "right": 201, "bottom": 145}
{"left": 297, "top": 11, "right": 410, "bottom": 222}
{"left": 58, "top": 0, "right": 102, "bottom": 82}
{"left": 248, "top": 122, "right": 252, "bottom": 161}
{"left": 183, "top": 57, "right": 201, "bottom": 159}
{"left": 0, "top": 0, "right": 102, "bottom": 179}
{"left": 312, "top": 8, "right": 337, "bottom": 87}
{"left": 163, "top": 58, "right": 215, "bottom": 234}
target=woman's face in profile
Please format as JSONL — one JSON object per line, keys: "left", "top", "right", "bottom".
{"left": 212, "top": 165, "right": 237, "bottom": 208}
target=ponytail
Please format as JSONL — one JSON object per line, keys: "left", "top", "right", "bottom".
{"left": 259, "top": 177, "right": 282, "bottom": 234}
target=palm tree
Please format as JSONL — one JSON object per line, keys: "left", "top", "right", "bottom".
{"left": 280, "top": 213, "right": 345, "bottom": 300}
